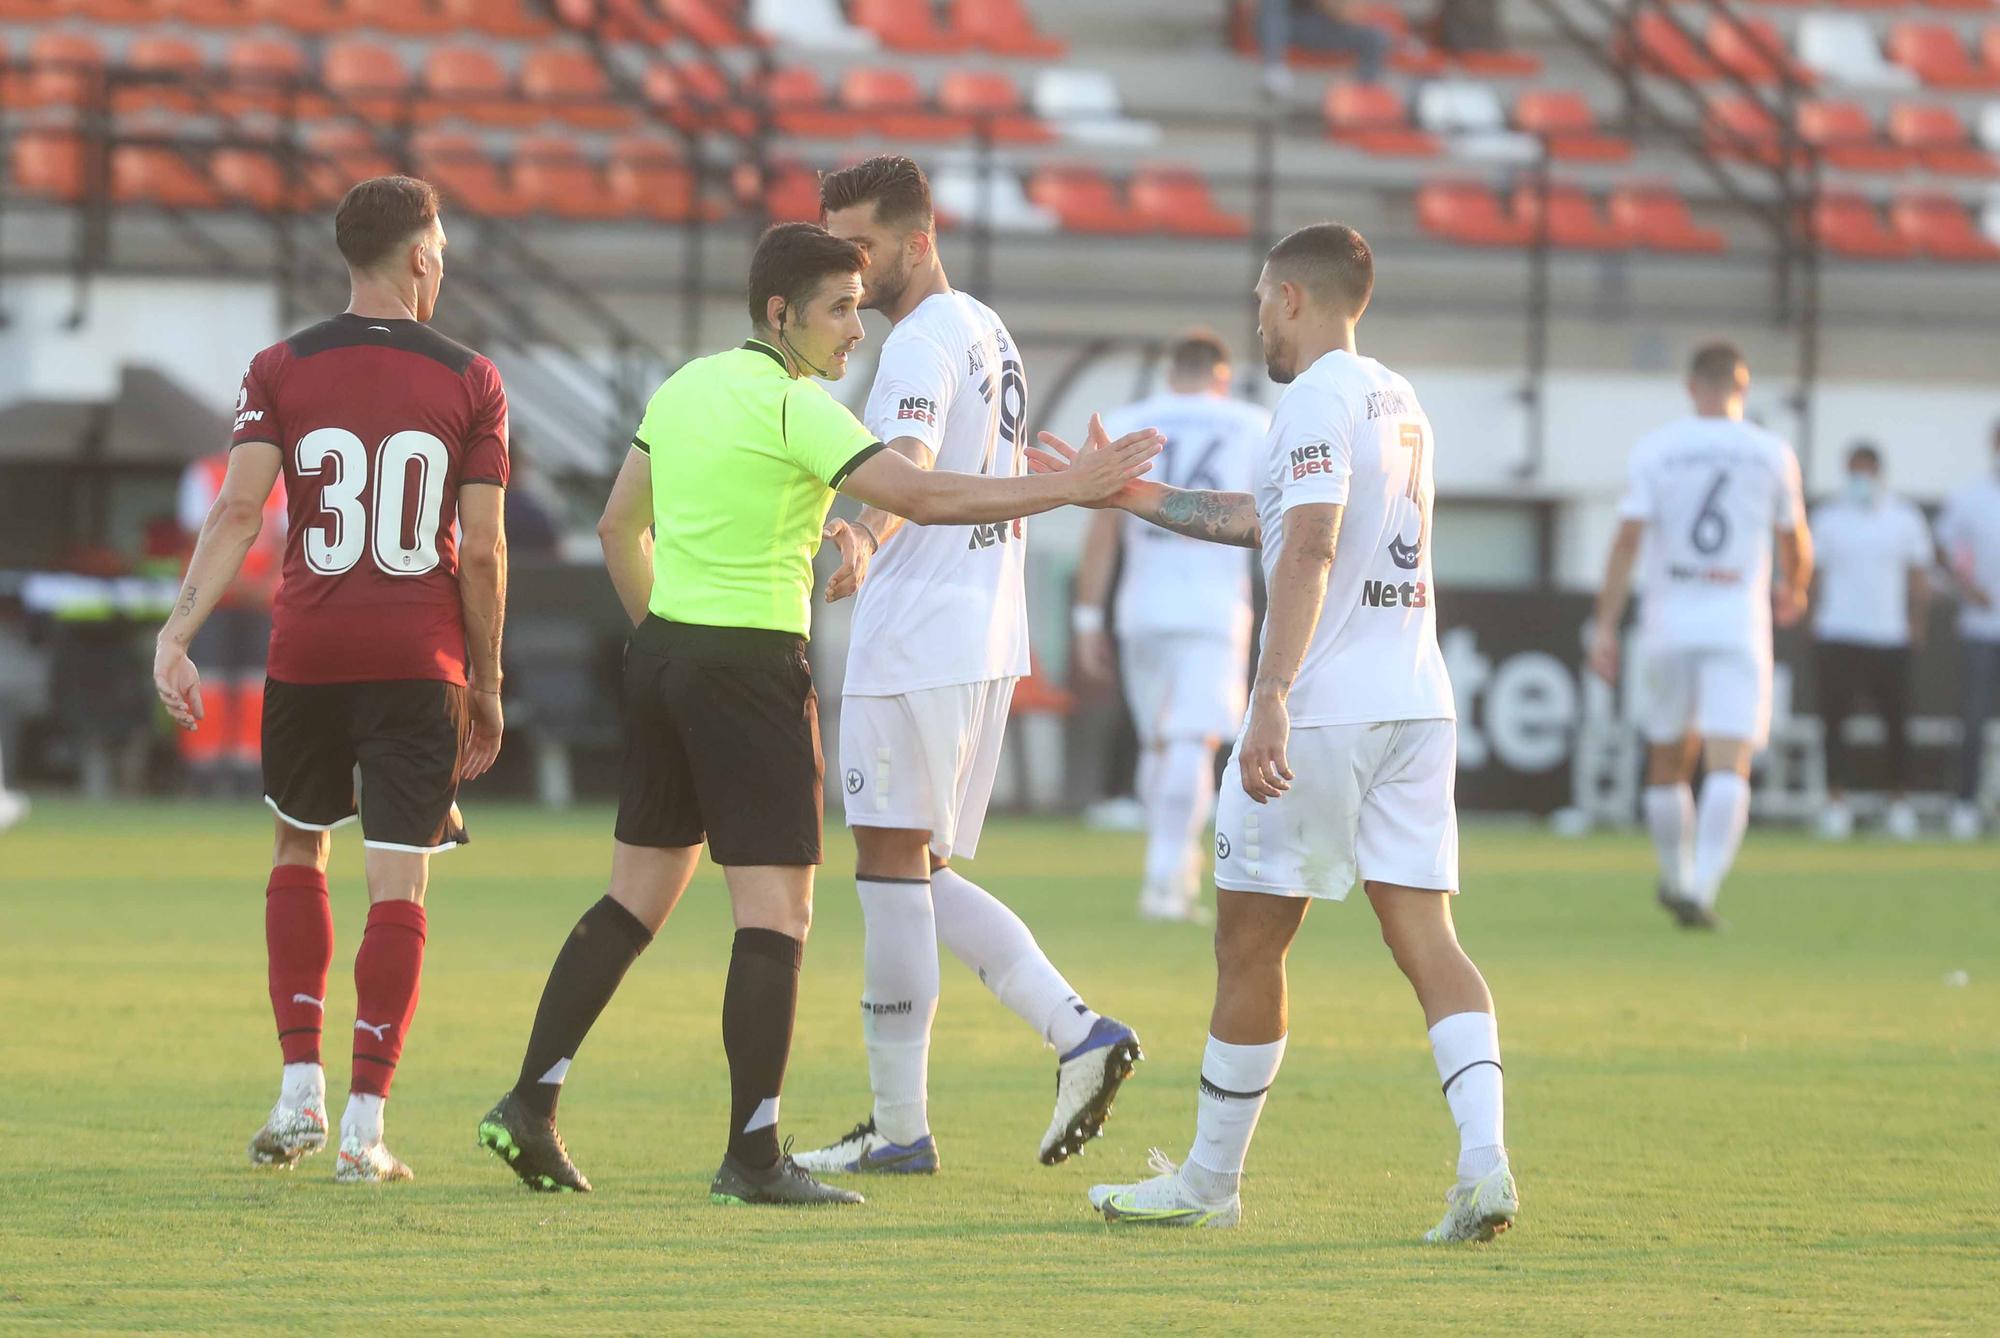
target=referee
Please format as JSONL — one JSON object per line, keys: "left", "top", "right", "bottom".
{"left": 478, "top": 222, "right": 1160, "bottom": 1205}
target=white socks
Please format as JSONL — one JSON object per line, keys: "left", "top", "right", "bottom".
{"left": 340, "top": 1092, "right": 384, "bottom": 1146}
{"left": 1428, "top": 1011, "right": 1506, "bottom": 1183}
{"left": 932, "top": 865, "right": 1098, "bottom": 1053}
{"left": 1142, "top": 740, "right": 1216, "bottom": 897}
{"left": 1642, "top": 783, "right": 1696, "bottom": 900}
{"left": 857, "top": 876, "right": 941, "bottom": 1144}
{"left": 1182, "top": 1034, "right": 1287, "bottom": 1201}
{"left": 281, "top": 1062, "right": 325, "bottom": 1111}
{"left": 1691, "top": 772, "right": 1751, "bottom": 909}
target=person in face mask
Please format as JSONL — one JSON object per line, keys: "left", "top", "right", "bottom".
{"left": 1809, "top": 442, "right": 1933, "bottom": 840}
{"left": 1934, "top": 421, "right": 2000, "bottom": 840}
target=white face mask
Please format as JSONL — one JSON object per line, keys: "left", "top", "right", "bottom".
{"left": 1844, "top": 474, "right": 1879, "bottom": 505}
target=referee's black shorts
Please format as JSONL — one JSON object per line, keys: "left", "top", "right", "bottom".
{"left": 615, "top": 616, "right": 824, "bottom": 866}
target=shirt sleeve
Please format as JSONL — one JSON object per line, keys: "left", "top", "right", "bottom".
{"left": 1616, "top": 441, "right": 1655, "bottom": 522}
{"left": 784, "top": 382, "right": 885, "bottom": 488}
{"left": 862, "top": 333, "right": 955, "bottom": 457}
{"left": 1772, "top": 442, "right": 1805, "bottom": 532}
{"left": 461, "top": 358, "right": 510, "bottom": 487}
{"left": 1270, "top": 388, "right": 1351, "bottom": 512}
{"left": 229, "top": 348, "right": 284, "bottom": 449}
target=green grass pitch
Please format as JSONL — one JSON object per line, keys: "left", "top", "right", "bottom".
{"left": 2, "top": 799, "right": 1996, "bottom": 1335}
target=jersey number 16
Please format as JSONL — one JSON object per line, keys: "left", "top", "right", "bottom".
{"left": 295, "top": 427, "right": 449, "bottom": 578}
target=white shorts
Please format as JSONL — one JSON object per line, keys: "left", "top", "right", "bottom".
{"left": 1119, "top": 630, "right": 1250, "bottom": 745}
{"left": 1637, "top": 644, "right": 1772, "bottom": 749}
{"left": 839, "top": 677, "right": 1016, "bottom": 860}
{"left": 1213, "top": 718, "right": 1459, "bottom": 900}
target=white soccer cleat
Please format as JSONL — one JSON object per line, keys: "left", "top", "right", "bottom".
{"left": 247, "top": 1099, "right": 328, "bottom": 1168}
{"left": 1883, "top": 800, "right": 1920, "bottom": 842}
{"left": 1948, "top": 802, "right": 1983, "bottom": 842}
{"left": 790, "top": 1119, "right": 940, "bottom": 1175}
{"left": 1815, "top": 802, "right": 1853, "bottom": 841}
{"left": 1422, "top": 1162, "right": 1519, "bottom": 1244}
{"left": 334, "top": 1136, "right": 413, "bottom": 1184}
{"left": 1137, "top": 882, "right": 1212, "bottom": 926}
{"left": 1041, "top": 1017, "right": 1143, "bottom": 1164}
{"left": 1089, "top": 1149, "right": 1240, "bottom": 1228}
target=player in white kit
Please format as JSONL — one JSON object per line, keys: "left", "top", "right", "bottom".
{"left": 1073, "top": 331, "right": 1267, "bottom": 922}
{"left": 1040, "top": 224, "right": 1516, "bottom": 1241}
{"left": 795, "top": 157, "right": 1144, "bottom": 1178}
{"left": 1588, "top": 343, "right": 1812, "bottom": 930}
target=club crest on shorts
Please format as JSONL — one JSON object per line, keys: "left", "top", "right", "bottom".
{"left": 845, "top": 768, "right": 864, "bottom": 795}
{"left": 1215, "top": 832, "right": 1231, "bottom": 860}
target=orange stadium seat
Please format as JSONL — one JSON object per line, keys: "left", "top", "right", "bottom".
{"left": 10, "top": 130, "right": 85, "bottom": 202}
{"left": 762, "top": 160, "right": 825, "bottom": 222}
{"left": 245, "top": 0, "right": 346, "bottom": 37}
{"left": 22, "top": 32, "right": 105, "bottom": 108}
{"left": 586, "top": 0, "right": 679, "bottom": 45}
{"left": 1512, "top": 182, "right": 1632, "bottom": 249}
{"left": 1810, "top": 190, "right": 1916, "bottom": 257}
{"left": 852, "top": 0, "right": 967, "bottom": 54}
{"left": 762, "top": 66, "right": 861, "bottom": 139}
{"left": 1708, "top": 16, "right": 1815, "bottom": 87}
{"left": 1129, "top": 167, "right": 1248, "bottom": 238}
{"left": 607, "top": 137, "right": 701, "bottom": 220}
{"left": 1631, "top": 11, "right": 1719, "bottom": 81}
{"left": 1987, "top": 24, "right": 2000, "bottom": 70}
{"left": 305, "top": 124, "right": 400, "bottom": 202}
{"left": 1797, "top": 99, "right": 1910, "bottom": 171}
{"left": 1027, "top": 166, "right": 1147, "bottom": 234}
{"left": 1415, "top": 180, "right": 1531, "bottom": 246}
{"left": 1888, "top": 102, "right": 1998, "bottom": 174}
{"left": 414, "top": 130, "right": 529, "bottom": 216}
{"left": 324, "top": 41, "right": 414, "bottom": 125}
{"left": 644, "top": 60, "right": 756, "bottom": 136}
{"left": 1705, "top": 95, "right": 1789, "bottom": 166}
{"left": 938, "top": 71, "right": 1053, "bottom": 144}
{"left": 1608, "top": 184, "right": 1728, "bottom": 253}
{"left": 1891, "top": 192, "right": 2000, "bottom": 259}
{"left": 514, "top": 135, "right": 614, "bottom": 219}
{"left": 218, "top": 38, "right": 318, "bottom": 118}
{"left": 213, "top": 143, "right": 301, "bottom": 212}
{"left": 423, "top": 47, "right": 536, "bottom": 128}
{"left": 661, "top": 0, "right": 756, "bottom": 49}
{"left": 438, "top": 0, "right": 556, "bottom": 41}
{"left": 1513, "top": 90, "right": 1632, "bottom": 162}
{"left": 62, "top": 0, "right": 163, "bottom": 22}
{"left": 1325, "top": 84, "right": 1440, "bottom": 157}
{"left": 841, "top": 67, "right": 972, "bottom": 141}
{"left": 166, "top": 0, "right": 255, "bottom": 27}
{"left": 347, "top": 0, "right": 455, "bottom": 36}
{"left": 950, "top": 0, "right": 1066, "bottom": 57}
{"left": 117, "top": 36, "right": 204, "bottom": 116}
{"left": 112, "top": 144, "right": 222, "bottom": 210}
{"left": 1929, "top": 0, "right": 1999, "bottom": 10}
{"left": 521, "top": 48, "right": 635, "bottom": 130}
{"left": 1888, "top": 22, "right": 2000, "bottom": 87}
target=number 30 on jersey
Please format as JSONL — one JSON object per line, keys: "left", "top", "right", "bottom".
{"left": 294, "top": 427, "right": 449, "bottom": 577}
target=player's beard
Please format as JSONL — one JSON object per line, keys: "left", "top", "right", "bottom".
{"left": 1262, "top": 331, "right": 1296, "bottom": 384}
{"left": 865, "top": 257, "right": 911, "bottom": 315}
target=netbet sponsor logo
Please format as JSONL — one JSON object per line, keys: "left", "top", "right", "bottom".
{"left": 1361, "top": 578, "right": 1429, "bottom": 609}
{"left": 966, "top": 519, "right": 1022, "bottom": 550}
{"left": 895, "top": 395, "right": 938, "bottom": 427}
{"left": 1289, "top": 441, "right": 1336, "bottom": 481}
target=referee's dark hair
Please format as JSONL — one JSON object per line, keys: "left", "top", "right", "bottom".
{"left": 747, "top": 222, "right": 867, "bottom": 329}
{"left": 335, "top": 175, "right": 440, "bottom": 271}
{"left": 820, "top": 154, "right": 934, "bottom": 234}
{"left": 1167, "top": 328, "right": 1231, "bottom": 381}
{"left": 1689, "top": 340, "right": 1747, "bottom": 387}
{"left": 1265, "top": 223, "right": 1373, "bottom": 319}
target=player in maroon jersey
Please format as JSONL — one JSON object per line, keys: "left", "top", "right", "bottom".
{"left": 153, "top": 177, "right": 509, "bottom": 1183}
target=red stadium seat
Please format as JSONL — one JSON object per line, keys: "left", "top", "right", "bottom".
{"left": 414, "top": 130, "right": 529, "bottom": 216}
{"left": 1512, "top": 182, "right": 1631, "bottom": 249}
{"left": 1027, "top": 166, "right": 1147, "bottom": 234}
{"left": 112, "top": 144, "right": 222, "bottom": 210}
{"left": 218, "top": 38, "right": 319, "bottom": 118}
{"left": 324, "top": 41, "right": 414, "bottom": 125}
{"left": 60, "top": 0, "right": 167, "bottom": 19}
{"left": 607, "top": 137, "right": 702, "bottom": 221}
{"left": 1416, "top": 181, "right": 1531, "bottom": 247}
{"left": 950, "top": 0, "right": 1065, "bottom": 57}
{"left": 1452, "top": 46, "right": 1543, "bottom": 78}
{"left": 643, "top": 60, "right": 755, "bottom": 136}
{"left": 23, "top": 32, "right": 105, "bottom": 109}
{"left": 438, "top": 0, "right": 556, "bottom": 40}
{"left": 852, "top": 0, "right": 967, "bottom": 54}
{"left": 1513, "top": 90, "right": 1633, "bottom": 162}
{"left": 1799, "top": 99, "right": 1912, "bottom": 172}
{"left": 1325, "top": 84, "right": 1439, "bottom": 157}
{"left": 1810, "top": 191, "right": 1916, "bottom": 257}
{"left": 1129, "top": 167, "right": 1249, "bottom": 238}
{"left": 1888, "top": 23, "right": 2000, "bottom": 88}
{"left": 1887, "top": 102, "right": 1997, "bottom": 175}
{"left": 661, "top": 0, "right": 756, "bottom": 49}
{"left": 423, "top": 46, "right": 537, "bottom": 128}
{"left": 1705, "top": 95, "right": 1790, "bottom": 167}
{"left": 1987, "top": 24, "right": 2000, "bottom": 72}
{"left": 521, "top": 48, "right": 635, "bottom": 130}
{"left": 762, "top": 66, "right": 861, "bottom": 139}
{"left": 304, "top": 125, "right": 400, "bottom": 203}
{"left": 938, "top": 71, "right": 1052, "bottom": 144}
{"left": 213, "top": 141, "right": 326, "bottom": 212}
{"left": 841, "top": 67, "right": 972, "bottom": 141}
{"left": 762, "top": 161, "right": 824, "bottom": 222}
{"left": 117, "top": 36, "right": 204, "bottom": 115}
{"left": 514, "top": 135, "right": 615, "bottom": 219}
{"left": 1708, "top": 16, "right": 1815, "bottom": 87}
{"left": 166, "top": 0, "right": 257, "bottom": 27}
{"left": 1890, "top": 192, "right": 2000, "bottom": 260}
{"left": 245, "top": 0, "right": 345, "bottom": 37}
{"left": 348, "top": 0, "right": 455, "bottom": 36}
{"left": 11, "top": 130, "right": 86, "bottom": 203}
{"left": 1608, "top": 184, "right": 1728, "bottom": 253}
{"left": 1631, "top": 11, "right": 1719, "bottom": 82}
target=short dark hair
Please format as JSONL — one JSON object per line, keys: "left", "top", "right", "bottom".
{"left": 1265, "top": 223, "right": 1373, "bottom": 318}
{"left": 335, "top": 175, "right": 439, "bottom": 270}
{"left": 1166, "top": 328, "right": 1230, "bottom": 380}
{"left": 1689, "top": 340, "right": 1747, "bottom": 386}
{"left": 819, "top": 155, "right": 934, "bottom": 233}
{"left": 1847, "top": 441, "right": 1882, "bottom": 471}
{"left": 747, "top": 222, "right": 867, "bottom": 327}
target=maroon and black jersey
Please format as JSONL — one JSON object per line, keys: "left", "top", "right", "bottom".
{"left": 231, "top": 314, "right": 509, "bottom": 686}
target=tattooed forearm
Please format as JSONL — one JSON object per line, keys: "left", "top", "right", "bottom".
{"left": 175, "top": 584, "right": 198, "bottom": 617}
{"left": 1147, "top": 488, "right": 1261, "bottom": 548}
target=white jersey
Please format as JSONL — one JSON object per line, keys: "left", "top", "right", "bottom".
{"left": 1255, "top": 349, "right": 1455, "bottom": 727}
{"left": 843, "top": 290, "right": 1032, "bottom": 695}
{"left": 1102, "top": 391, "right": 1266, "bottom": 641}
{"left": 1936, "top": 475, "right": 2000, "bottom": 642}
{"left": 1619, "top": 416, "right": 1805, "bottom": 654}
{"left": 1810, "top": 493, "right": 1930, "bottom": 647}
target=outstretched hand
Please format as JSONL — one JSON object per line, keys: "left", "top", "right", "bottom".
{"left": 821, "top": 517, "right": 875, "bottom": 603}
{"left": 1028, "top": 413, "right": 1160, "bottom": 508}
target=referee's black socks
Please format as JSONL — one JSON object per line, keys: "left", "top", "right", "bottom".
{"left": 512, "top": 895, "right": 655, "bottom": 1121}
{"left": 722, "top": 927, "right": 803, "bottom": 1169}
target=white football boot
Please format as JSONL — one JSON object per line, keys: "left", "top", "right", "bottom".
{"left": 247, "top": 1098, "right": 328, "bottom": 1168}
{"left": 334, "top": 1136, "right": 414, "bottom": 1183}
{"left": 1422, "top": 1161, "right": 1519, "bottom": 1244}
{"left": 1815, "top": 802, "right": 1853, "bottom": 841}
{"left": 1040, "top": 1017, "right": 1143, "bottom": 1164}
{"left": 1089, "top": 1148, "right": 1240, "bottom": 1228}
{"left": 1948, "top": 801, "right": 1983, "bottom": 842}
{"left": 1883, "top": 800, "right": 1920, "bottom": 842}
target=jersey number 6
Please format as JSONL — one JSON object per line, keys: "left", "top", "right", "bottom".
{"left": 295, "top": 427, "right": 449, "bottom": 578}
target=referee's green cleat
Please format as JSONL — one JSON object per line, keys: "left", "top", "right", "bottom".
{"left": 709, "top": 1151, "right": 864, "bottom": 1206}
{"left": 478, "top": 1092, "right": 591, "bottom": 1193}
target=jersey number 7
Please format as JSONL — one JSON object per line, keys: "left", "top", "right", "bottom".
{"left": 296, "top": 427, "right": 450, "bottom": 578}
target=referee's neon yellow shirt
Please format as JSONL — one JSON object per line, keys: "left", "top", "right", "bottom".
{"left": 631, "top": 339, "right": 882, "bottom": 637}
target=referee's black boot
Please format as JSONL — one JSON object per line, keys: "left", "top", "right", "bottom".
{"left": 709, "top": 1148, "right": 864, "bottom": 1206}
{"left": 478, "top": 1092, "right": 591, "bottom": 1193}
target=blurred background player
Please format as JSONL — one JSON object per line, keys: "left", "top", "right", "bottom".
{"left": 792, "top": 156, "right": 1144, "bottom": 1179}
{"left": 1067, "top": 224, "right": 1516, "bottom": 1243}
{"left": 152, "top": 176, "right": 509, "bottom": 1184}
{"left": 1074, "top": 329, "right": 1267, "bottom": 922}
{"left": 1808, "top": 442, "right": 1930, "bottom": 841}
{"left": 1589, "top": 343, "right": 1811, "bottom": 929}
{"left": 1934, "top": 421, "right": 2000, "bottom": 841}
{"left": 174, "top": 448, "right": 285, "bottom": 796}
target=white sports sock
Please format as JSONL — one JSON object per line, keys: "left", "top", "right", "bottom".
{"left": 1143, "top": 739, "right": 1217, "bottom": 899}
{"left": 1428, "top": 1011, "right": 1505, "bottom": 1182}
{"left": 1691, "top": 772, "right": 1751, "bottom": 909}
{"left": 1642, "top": 783, "right": 1696, "bottom": 899}
{"left": 340, "top": 1092, "right": 384, "bottom": 1146}
{"left": 857, "top": 876, "right": 940, "bottom": 1145}
{"left": 280, "top": 1062, "right": 325, "bottom": 1110}
{"left": 1182, "top": 1034, "right": 1287, "bottom": 1199}
{"left": 932, "top": 865, "right": 1098, "bottom": 1053}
